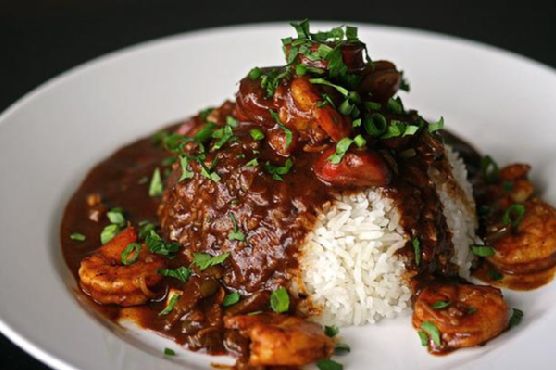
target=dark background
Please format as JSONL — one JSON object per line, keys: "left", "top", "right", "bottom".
{"left": 0, "top": 0, "right": 554, "bottom": 368}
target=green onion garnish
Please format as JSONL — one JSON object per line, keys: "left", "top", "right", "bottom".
{"left": 159, "top": 293, "right": 180, "bottom": 316}
{"left": 248, "top": 67, "right": 262, "bottom": 80}
{"left": 428, "top": 117, "right": 445, "bottom": 133}
{"left": 163, "top": 347, "right": 175, "bottom": 356}
{"left": 421, "top": 321, "right": 441, "bottom": 347}
{"left": 264, "top": 158, "right": 293, "bottom": 181}
{"left": 471, "top": 244, "right": 496, "bottom": 257}
{"left": 270, "top": 286, "right": 290, "bottom": 313}
{"left": 509, "top": 308, "right": 523, "bottom": 328}
{"left": 223, "top": 292, "right": 240, "bottom": 307}
{"left": 481, "top": 155, "right": 499, "bottom": 183}
{"left": 431, "top": 300, "right": 450, "bottom": 309}
{"left": 363, "top": 113, "right": 388, "bottom": 137}
{"left": 70, "top": 232, "right": 86, "bottom": 242}
{"left": 249, "top": 128, "right": 265, "bottom": 141}
{"left": 417, "top": 331, "right": 429, "bottom": 346}
{"left": 412, "top": 238, "right": 421, "bottom": 266}
{"left": 121, "top": 243, "right": 142, "bottom": 266}
{"left": 502, "top": 204, "right": 526, "bottom": 229}
{"left": 316, "top": 359, "right": 343, "bottom": 370}
{"left": 100, "top": 224, "right": 120, "bottom": 245}
{"left": 158, "top": 267, "right": 191, "bottom": 282}
{"left": 324, "top": 325, "right": 339, "bottom": 337}
{"left": 148, "top": 167, "right": 163, "bottom": 197}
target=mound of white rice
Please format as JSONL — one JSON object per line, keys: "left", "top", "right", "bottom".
{"left": 299, "top": 144, "right": 477, "bottom": 326}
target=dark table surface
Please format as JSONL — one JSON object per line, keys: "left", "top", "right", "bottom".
{"left": 1, "top": 0, "right": 554, "bottom": 369}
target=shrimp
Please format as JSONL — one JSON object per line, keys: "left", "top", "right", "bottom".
{"left": 224, "top": 313, "right": 334, "bottom": 366}
{"left": 412, "top": 283, "right": 510, "bottom": 351}
{"left": 487, "top": 198, "right": 556, "bottom": 275}
{"left": 284, "top": 77, "right": 351, "bottom": 142}
{"left": 78, "top": 227, "right": 166, "bottom": 307}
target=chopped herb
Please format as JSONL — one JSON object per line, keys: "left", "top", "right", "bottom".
{"left": 431, "top": 300, "right": 450, "bottom": 309}
{"left": 328, "top": 137, "right": 353, "bottom": 164}
{"left": 245, "top": 158, "right": 259, "bottom": 167}
{"left": 290, "top": 19, "right": 311, "bottom": 39}
{"left": 148, "top": 168, "right": 163, "bottom": 197}
{"left": 178, "top": 155, "right": 194, "bottom": 181}
{"left": 107, "top": 207, "right": 125, "bottom": 227}
{"left": 228, "top": 213, "right": 246, "bottom": 242}
{"left": 194, "top": 122, "right": 216, "bottom": 143}
{"left": 259, "top": 68, "right": 289, "bottom": 97}
{"left": 248, "top": 67, "right": 262, "bottom": 80}
{"left": 161, "top": 156, "right": 176, "bottom": 167}
{"left": 309, "top": 78, "right": 349, "bottom": 97}
{"left": 211, "top": 125, "right": 235, "bottom": 151}
{"left": 338, "top": 99, "right": 355, "bottom": 115}
{"left": 193, "top": 252, "right": 230, "bottom": 270}
{"left": 353, "top": 134, "right": 366, "bottom": 147}
{"left": 269, "top": 110, "right": 293, "bottom": 148}
{"left": 352, "top": 117, "right": 362, "bottom": 127}
{"left": 335, "top": 343, "right": 351, "bottom": 355}
{"left": 509, "top": 308, "right": 523, "bottom": 328}
{"left": 428, "top": 117, "right": 445, "bottom": 133}
{"left": 502, "top": 180, "right": 514, "bottom": 192}
{"left": 295, "top": 64, "right": 307, "bottom": 76}
{"left": 386, "top": 97, "right": 403, "bottom": 114}
{"left": 488, "top": 268, "right": 503, "bottom": 281}
{"left": 223, "top": 292, "right": 240, "bottom": 307}
{"left": 346, "top": 26, "right": 358, "bottom": 40}
{"left": 324, "top": 325, "right": 339, "bottom": 337}
{"left": 316, "top": 359, "right": 343, "bottom": 370}
{"left": 421, "top": 321, "right": 441, "bottom": 347}
{"left": 418, "top": 331, "right": 429, "bottom": 346}
{"left": 270, "top": 286, "right": 290, "bottom": 313}
{"left": 264, "top": 158, "right": 294, "bottom": 181}
{"left": 466, "top": 307, "right": 477, "bottom": 315}
{"left": 70, "top": 232, "right": 86, "bottom": 242}
{"left": 502, "top": 204, "right": 526, "bottom": 229}
{"left": 481, "top": 155, "right": 499, "bottom": 183}
{"left": 403, "top": 124, "right": 420, "bottom": 136}
{"left": 364, "top": 101, "right": 382, "bottom": 111}
{"left": 247, "top": 310, "right": 262, "bottom": 316}
{"left": 100, "top": 224, "right": 120, "bottom": 245}
{"left": 363, "top": 113, "right": 388, "bottom": 137}
{"left": 121, "top": 243, "right": 142, "bottom": 266}
{"left": 471, "top": 244, "right": 496, "bottom": 257}
{"left": 312, "top": 26, "right": 345, "bottom": 42}
{"left": 158, "top": 267, "right": 191, "bottom": 282}
{"left": 138, "top": 220, "right": 156, "bottom": 240}
{"left": 145, "top": 230, "right": 180, "bottom": 257}
{"left": 249, "top": 128, "right": 265, "bottom": 141}
{"left": 226, "top": 116, "right": 238, "bottom": 128}
{"left": 199, "top": 107, "right": 215, "bottom": 122}
{"left": 412, "top": 238, "right": 421, "bottom": 266}
{"left": 194, "top": 156, "right": 221, "bottom": 182}
{"left": 159, "top": 293, "right": 181, "bottom": 316}
{"left": 399, "top": 71, "right": 411, "bottom": 92}
{"left": 163, "top": 347, "right": 175, "bottom": 356}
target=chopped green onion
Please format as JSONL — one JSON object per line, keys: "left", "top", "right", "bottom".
{"left": 309, "top": 78, "right": 349, "bottom": 97}
{"left": 192, "top": 252, "right": 230, "bottom": 270}
{"left": 363, "top": 113, "right": 388, "bottom": 137}
{"left": 346, "top": 26, "right": 358, "bottom": 40}
{"left": 70, "top": 232, "right": 86, "bottom": 242}
{"left": 145, "top": 230, "right": 180, "bottom": 257}
{"left": 353, "top": 134, "right": 366, "bottom": 148}
{"left": 121, "top": 243, "right": 142, "bottom": 266}
{"left": 509, "top": 308, "right": 523, "bottom": 328}
{"left": 158, "top": 267, "right": 191, "bottom": 282}
{"left": 249, "top": 128, "right": 265, "bottom": 141}
{"left": 106, "top": 207, "right": 125, "bottom": 226}
{"left": 269, "top": 110, "right": 293, "bottom": 148}
{"left": 159, "top": 293, "right": 180, "bottom": 316}
{"left": 248, "top": 67, "right": 262, "bottom": 80}
{"left": 399, "top": 71, "right": 410, "bottom": 92}
{"left": 264, "top": 158, "right": 293, "bottom": 181}
{"left": 364, "top": 101, "right": 382, "bottom": 111}
{"left": 245, "top": 158, "right": 259, "bottom": 167}
{"left": 194, "top": 122, "right": 216, "bottom": 143}
{"left": 148, "top": 168, "right": 163, "bottom": 197}
{"left": 295, "top": 64, "right": 307, "bottom": 76}
{"left": 211, "top": 125, "right": 235, "bottom": 151}
{"left": 223, "top": 292, "right": 240, "bottom": 307}
{"left": 328, "top": 137, "right": 354, "bottom": 164}
{"left": 471, "top": 244, "right": 496, "bottom": 257}
{"left": 412, "top": 238, "right": 421, "bottom": 266}
{"left": 481, "top": 155, "right": 499, "bottom": 183}
{"left": 270, "top": 286, "right": 290, "bottom": 313}
{"left": 163, "top": 347, "right": 175, "bottom": 356}
{"left": 352, "top": 117, "right": 362, "bottom": 127}
{"left": 502, "top": 180, "right": 514, "bottom": 192}
{"left": 421, "top": 321, "right": 441, "bottom": 347}
{"left": 161, "top": 156, "right": 176, "bottom": 167}
{"left": 502, "top": 204, "right": 526, "bottom": 229}
{"left": 335, "top": 343, "right": 351, "bottom": 355}
{"left": 316, "top": 359, "right": 343, "bottom": 370}
{"left": 324, "top": 325, "right": 339, "bottom": 337}
{"left": 338, "top": 99, "right": 355, "bottom": 115}
{"left": 100, "top": 224, "right": 120, "bottom": 245}
{"left": 428, "top": 117, "right": 445, "bottom": 133}
{"left": 138, "top": 220, "right": 156, "bottom": 240}
{"left": 488, "top": 268, "right": 503, "bottom": 281}
{"left": 418, "top": 331, "right": 429, "bottom": 346}
{"left": 431, "top": 300, "right": 450, "bottom": 309}
{"left": 386, "top": 97, "right": 403, "bottom": 114}
{"left": 290, "top": 19, "right": 311, "bottom": 39}
{"left": 228, "top": 213, "right": 246, "bottom": 242}
{"left": 179, "top": 155, "right": 194, "bottom": 182}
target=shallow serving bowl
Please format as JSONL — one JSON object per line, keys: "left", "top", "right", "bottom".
{"left": 0, "top": 22, "right": 555, "bottom": 370}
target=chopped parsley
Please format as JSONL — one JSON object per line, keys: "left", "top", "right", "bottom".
{"left": 265, "top": 158, "right": 294, "bottom": 181}
{"left": 148, "top": 167, "right": 163, "bottom": 197}
{"left": 192, "top": 252, "right": 230, "bottom": 270}
{"left": 228, "top": 213, "right": 246, "bottom": 242}
{"left": 412, "top": 238, "right": 421, "bottom": 266}
{"left": 502, "top": 204, "right": 526, "bottom": 230}
{"left": 245, "top": 158, "right": 259, "bottom": 167}
{"left": 471, "top": 244, "right": 496, "bottom": 257}
{"left": 431, "top": 300, "right": 450, "bottom": 309}
{"left": 223, "top": 292, "right": 240, "bottom": 307}
{"left": 270, "top": 286, "right": 290, "bottom": 313}
{"left": 327, "top": 135, "right": 366, "bottom": 164}
{"left": 316, "top": 359, "right": 343, "bottom": 370}
{"left": 70, "top": 232, "right": 86, "bottom": 242}
{"left": 163, "top": 347, "right": 175, "bottom": 356}
{"left": 178, "top": 155, "right": 194, "bottom": 181}
{"left": 159, "top": 292, "right": 181, "bottom": 316}
{"left": 421, "top": 321, "right": 441, "bottom": 347}
{"left": 249, "top": 128, "right": 265, "bottom": 141}
{"left": 158, "top": 267, "right": 191, "bottom": 282}
{"left": 145, "top": 230, "right": 180, "bottom": 257}
{"left": 121, "top": 243, "right": 142, "bottom": 266}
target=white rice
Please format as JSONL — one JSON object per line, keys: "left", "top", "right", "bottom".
{"left": 299, "top": 144, "right": 477, "bottom": 326}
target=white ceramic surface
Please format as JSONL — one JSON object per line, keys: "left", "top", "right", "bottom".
{"left": 0, "top": 23, "right": 555, "bottom": 370}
